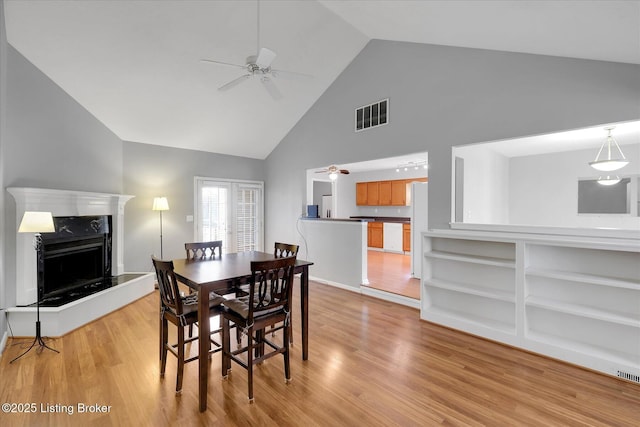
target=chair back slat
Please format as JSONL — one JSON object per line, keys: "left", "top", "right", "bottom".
{"left": 152, "top": 256, "right": 184, "bottom": 316}
{"left": 274, "top": 242, "right": 299, "bottom": 258}
{"left": 249, "top": 256, "right": 296, "bottom": 320}
{"left": 185, "top": 240, "right": 222, "bottom": 260}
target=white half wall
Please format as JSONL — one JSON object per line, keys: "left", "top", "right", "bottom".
{"left": 297, "top": 219, "right": 367, "bottom": 290}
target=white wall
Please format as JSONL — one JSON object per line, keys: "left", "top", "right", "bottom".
{"left": 509, "top": 143, "right": 640, "bottom": 228}
{"left": 455, "top": 145, "right": 509, "bottom": 223}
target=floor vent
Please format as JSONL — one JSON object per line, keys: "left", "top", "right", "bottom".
{"left": 616, "top": 370, "right": 640, "bottom": 384}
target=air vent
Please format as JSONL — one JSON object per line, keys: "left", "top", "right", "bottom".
{"left": 355, "top": 99, "right": 388, "bottom": 132}
{"left": 617, "top": 370, "right": 640, "bottom": 384}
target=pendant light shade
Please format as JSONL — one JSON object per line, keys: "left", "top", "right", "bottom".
{"left": 589, "top": 127, "right": 629, "bottom": 172}
{"left": 597, "top": 176, "right": 621, "bottom": 186}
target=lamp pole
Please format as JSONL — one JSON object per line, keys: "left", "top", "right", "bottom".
{"left": 152, "top": 197, "right": 169, "bottom": 259}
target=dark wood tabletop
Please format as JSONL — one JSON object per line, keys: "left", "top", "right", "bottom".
{"left": 172, "top": 250, "right": 313, "bottom": 412}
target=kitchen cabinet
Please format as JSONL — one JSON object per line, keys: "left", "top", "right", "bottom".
{"left": 391, "top": 180, "right": 407, "bottom": 206}
{"left": 356, "top": 182, "right": 367, "bottom": 206}
{"left": 367, "top": 182, "right": 379, "bottom": 205}
{"left": 403, "top": 223, "right": 411, "bottom": 252}
{"left": 367, "top": 222, "right": 383, "bottom": 248}
{"left": 355, "top": 178, "right": 426, "bottom": 206}
{"left": 379, "top": 181, "right": 392, "bottom": 205}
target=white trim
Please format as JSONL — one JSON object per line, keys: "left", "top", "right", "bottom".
{"left": 311, "top": 276, "right": 420, "bottom": 309}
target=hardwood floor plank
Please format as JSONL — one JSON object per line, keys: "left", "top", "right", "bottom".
{"left": 1, "top": 281, "right": 639, "bottom": 426}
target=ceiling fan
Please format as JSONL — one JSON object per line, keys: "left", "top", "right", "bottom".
{"left": 315, "top": 165, "right": 350, "bottom": 181}
{"left": 200, "top": 0, "right": 310, "bottom": 100}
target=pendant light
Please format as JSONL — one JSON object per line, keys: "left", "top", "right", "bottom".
{"left": 597, "top": 176, "right": 621, "bottom": 186}
{"left": 589, "top": 127, "right": 629, "bottom": 172}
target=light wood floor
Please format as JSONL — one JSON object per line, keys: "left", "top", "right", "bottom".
{"left": 1, "top": 282, "right": 639, "bottom": 426}
{"left": 367, "top": 250, "right": 420, "bottom": 299}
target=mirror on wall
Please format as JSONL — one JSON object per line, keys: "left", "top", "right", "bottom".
{"left": 452, "top": 120, "right": 640, "bottom": 230}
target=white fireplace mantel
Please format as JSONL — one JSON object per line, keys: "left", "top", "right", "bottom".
{"left": 8, "top": 187, "right": 135, "bottom": 306}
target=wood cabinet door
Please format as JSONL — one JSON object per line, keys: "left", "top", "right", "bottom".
{"left": 379, "top": 181, "right": 392, "bottom": 205}
{"left": 367, "top": 182, "right": 379, "bottom": 206}
{"left": 391, "top": 180, "right": 407, "bottom": 206}
{"left": 356, "top": 182, "right": 368, "bottom": 206}
{"left": 402, "top": 223, "right": 411, "bottom": 252}
{"left": 368, "top": 222, "right": 383, "bottom": 248}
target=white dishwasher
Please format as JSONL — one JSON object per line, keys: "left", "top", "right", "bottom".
{"left": 382, "top": 223, "right": 403, "bottom": 253}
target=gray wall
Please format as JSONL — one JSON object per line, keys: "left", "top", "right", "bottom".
{"left": 0, "top": 0, "right": 8, "bottom": 343}
{"left": 264, "top": 40, "right": 640, "bottom": 247}
{"left": 122, "top": 141, "right": 265, "bottom": 272}
{"left": 1, "top": 45, "right": 124, "bottom": 324}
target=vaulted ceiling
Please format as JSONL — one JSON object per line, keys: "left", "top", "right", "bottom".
{"left": 4, "top": 1, "right": 639, "bottom": 159}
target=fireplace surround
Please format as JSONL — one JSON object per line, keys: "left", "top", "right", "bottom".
{"left": 7, "top": 187, "right": 155, "bottom": 337}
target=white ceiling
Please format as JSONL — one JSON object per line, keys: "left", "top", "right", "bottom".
{"left": 5, "top": 0, "right": 640, "bottom": 161}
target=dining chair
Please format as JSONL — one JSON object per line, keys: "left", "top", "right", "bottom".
{"left": 234, "top": 242, "right": 299, "bottom": 346}
{"left": 185, "top": 240, "right": 222, "bottom": 260}
{"left": 184, "top": 240, "right": 229, "bottom": 337}
{"left": 221, "top": 256, "right": 297, "bottom": 403}
{"left": 152, "top": 256, "right": 226, "bottom": 394}
{"left": 271, "top": 242, "right": 299, "bottom": 339}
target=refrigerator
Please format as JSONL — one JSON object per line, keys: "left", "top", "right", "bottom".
{"left": 410, "top": 181, "right": 428, "bottom": 279}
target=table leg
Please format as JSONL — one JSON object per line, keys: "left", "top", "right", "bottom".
{"left": 301, "top": 266, "right": 309, "bottom": 361}
{"left": 198, "top": 285, "right": 209, "bottom": 412}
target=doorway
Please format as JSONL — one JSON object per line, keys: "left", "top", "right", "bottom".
{"left": 366, "top": 250, "right": 419, "bottom": 299}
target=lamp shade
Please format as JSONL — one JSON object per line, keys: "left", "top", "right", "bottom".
{"left": 18, "top": 211, "right": 55, "bottom": 233}
{"left": 152, "top": 197, "right": 169, "bottom": 211}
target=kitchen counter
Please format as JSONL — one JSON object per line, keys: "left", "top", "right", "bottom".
{"left": 349, "top": 216, "right": 410, "bottom": 224}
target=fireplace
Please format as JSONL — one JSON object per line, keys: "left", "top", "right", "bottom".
{"left": 7, "top": 187, "right": 155, "bottom": 337}
{"left": 39, "top": 215, "right": 112, "bottom": 303}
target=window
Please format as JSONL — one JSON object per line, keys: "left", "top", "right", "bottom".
{"left": 195, "top": 177, "right": 264, "bottom": 253}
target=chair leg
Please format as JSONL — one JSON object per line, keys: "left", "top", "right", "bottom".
{"left": 284, "top": 322, "right": 291, "bottom": 383}
{"left": 160, "top": 318, "right": 168, "bottom": 377}
{"left": 247, "top": 328, "right": 254, "bottom": 403}
{"left": 222, "top": 317, "right": 230, "bottom": 378}
{"left": 176, "top": 326, "right": 185, "bottom": 394}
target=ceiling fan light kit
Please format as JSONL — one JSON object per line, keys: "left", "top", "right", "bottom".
{"left": 316, "top": 165, "right": 350, "bottom": 180}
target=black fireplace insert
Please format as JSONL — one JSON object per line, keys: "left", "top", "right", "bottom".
{"left": 39, "top": 215, "right": 112, "bottom": 302}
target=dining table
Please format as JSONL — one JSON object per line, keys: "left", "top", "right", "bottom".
{"left": 172, "top": 250, "right": 313, "bottom": 412}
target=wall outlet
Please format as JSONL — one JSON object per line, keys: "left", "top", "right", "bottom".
{"left": 186, "top": 215, "right": 193, "bottom": 223}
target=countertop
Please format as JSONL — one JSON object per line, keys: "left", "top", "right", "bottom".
{"left": 300, "top": 216, "right": 410, "bottom": 224}
{"left": 349, "top": 216, "right": 410, "bottom": 224}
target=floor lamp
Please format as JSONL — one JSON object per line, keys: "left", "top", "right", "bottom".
{"left": 10, "top": 211, "right": 58, "bottom": 363}
{"left": 152, "top": 197, "right": 169, "bottom": 259}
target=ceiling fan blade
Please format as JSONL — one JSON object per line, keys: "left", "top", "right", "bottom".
{"left": 256, "top": 47, "right": 276, "bottom": 69}
{"left": 261, "top": 76, "right": 282, "bottom": 100}
{"left": 218, "top": 74, "right": 251, "bottom": 91}
{"left": 339, "top": 170, "right": 350, "bottom": 174}
{"left": 201, "top": 58, "right": 246, "bottom": 69}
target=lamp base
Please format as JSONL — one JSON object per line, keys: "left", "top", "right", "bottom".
{"left": 9, "top": 320, "right": 59, "bottom": 363}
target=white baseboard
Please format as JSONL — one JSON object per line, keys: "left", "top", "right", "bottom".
{"left": 0, "top": 330, "right": 7, "bottom": 356}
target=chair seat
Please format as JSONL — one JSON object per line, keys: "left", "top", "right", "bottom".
{"left": 164, "top": 291, "right": 225, "bottom": 323}
{"left": 223, "top": 294, "right": 283, "bottom": 319}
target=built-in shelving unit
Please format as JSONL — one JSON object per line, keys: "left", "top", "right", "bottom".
{"left": 422, "top": 230, "right": 640, "bottom": 382}
{"left": 422, "top": 236, "right": 517, "bottom": 341}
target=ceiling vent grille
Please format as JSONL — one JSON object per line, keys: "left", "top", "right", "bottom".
{"left": 355, "top": 99, "right": 388, "bottom": 132}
